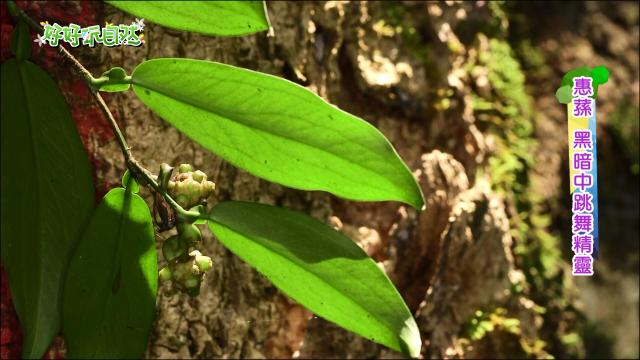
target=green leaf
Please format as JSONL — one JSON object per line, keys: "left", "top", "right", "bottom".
{"left": 208, "top": 201, "right": 421, "bottom": 357}
{"left": 63, "top": 184, "right": 157, "bottom": 358}
{"left": 10, "top": 19, "right": 31, "bottom": 61}
{"left": 98, "top": 67, "right": 130, "bottom": 92}
{"left": 121, "top": 169, "right": 140, "bottom": 193}
{"left": 132, "top": 58, "right": 424, "bottom": 209}
{"left": 106, "top": 0, "right": 269, "bottom": 36}
{"left": 1, "top": 59, "right": 95, "bottom": 358}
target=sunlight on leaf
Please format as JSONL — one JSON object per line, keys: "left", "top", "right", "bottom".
{"left": 209, "top": 201, "right": 421, "bottom": 357}
{"left": 132, "top": 58, "right": 424, "bottom": 209}
{"left": 107, "top": 1, "right": 269, "bottom": 36}
{"left": 63, "top": 184, "right": 157, "bottom": 358}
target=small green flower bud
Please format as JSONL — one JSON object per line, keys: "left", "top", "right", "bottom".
{"left": 184, "top": 275, "right": 201, "bottom": 296}
{"left": 175, "top": 194, "right": 190, "bottom": 208}
{"left": 185, "top": 181, "right": 201, "bottom": 200}
{"left": 178, "top": 163, "right": 193, "bottom": 173}
{"left": 162, "top": 235, "right": 187, "bottom": 262}
{"left": 203, "top": 181, "right": 215, "bottom": 193}
{"left": 159, "top": 266, "right": 172, "bottom": 281}
{"left": 171, "top": 260, "right": 193, "bottom": 281}
{"left": 177, "top": 222, "right": 202, "bottom": 244}
{"left": 195, "top": 254, "right": 213, "bottom": 272}
{"left": 192, "top": 170, "right": 206, "bottom": 182}
{"left": 184, "top": 276, "right": 199, "bottom": 289}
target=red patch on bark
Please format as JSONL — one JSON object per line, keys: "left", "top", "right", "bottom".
{"left": 0, "top": 266, "right": 22, "bottom": 360}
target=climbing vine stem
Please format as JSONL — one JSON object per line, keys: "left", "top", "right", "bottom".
{"left": 6, "top": 0, "right": 202, "bottom": 223}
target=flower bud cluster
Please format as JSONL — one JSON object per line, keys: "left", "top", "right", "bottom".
{"left": 167, "top": 164, "right": 215, "bottom": 209}
{"left": 158, "top": 163, "right": 216, "bottom": 296}
{"left": 159, "top": 222, "right": 213, "bottom": 296}
{"left": 159, "top": 249, "right": 212, "bottom": 296}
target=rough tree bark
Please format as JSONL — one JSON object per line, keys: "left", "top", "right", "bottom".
{"left": 1, "top": 1, "right": 637, "bottom": 359}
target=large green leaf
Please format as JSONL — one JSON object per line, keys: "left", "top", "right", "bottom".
{"left": 132, "top": 58, "right": 424, "bottom": 209}
{"left": 1, "top": 59, "right": 95, "bottom": 359}
{"left": 106, "top": 1, "right": 269, "bottom": 36}
{"left": 208, "top": 201, "right": 421, "bottom": 357}
{"left": 62, "top": 180, "right": 157, "bottom": 358}
{"left": 10, "top": 20, "right": 31, "bottom": 61}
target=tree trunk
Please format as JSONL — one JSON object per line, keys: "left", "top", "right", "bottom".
{"left": 1, "top": 1, "right": 637, "bottom": 359}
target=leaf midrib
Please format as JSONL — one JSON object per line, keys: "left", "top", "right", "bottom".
{"left": 17, "top": 60, "right": 47, "bottom": 355}
{"left": 89, "top": 188, "right": 132, "bottom": 358}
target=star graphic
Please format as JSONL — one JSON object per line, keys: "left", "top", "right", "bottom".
{"left": 134, "top": 18, "right": 145, "bottom": 30}
{"left": 33, "top": 34, "right": 47, "bottom": 47}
